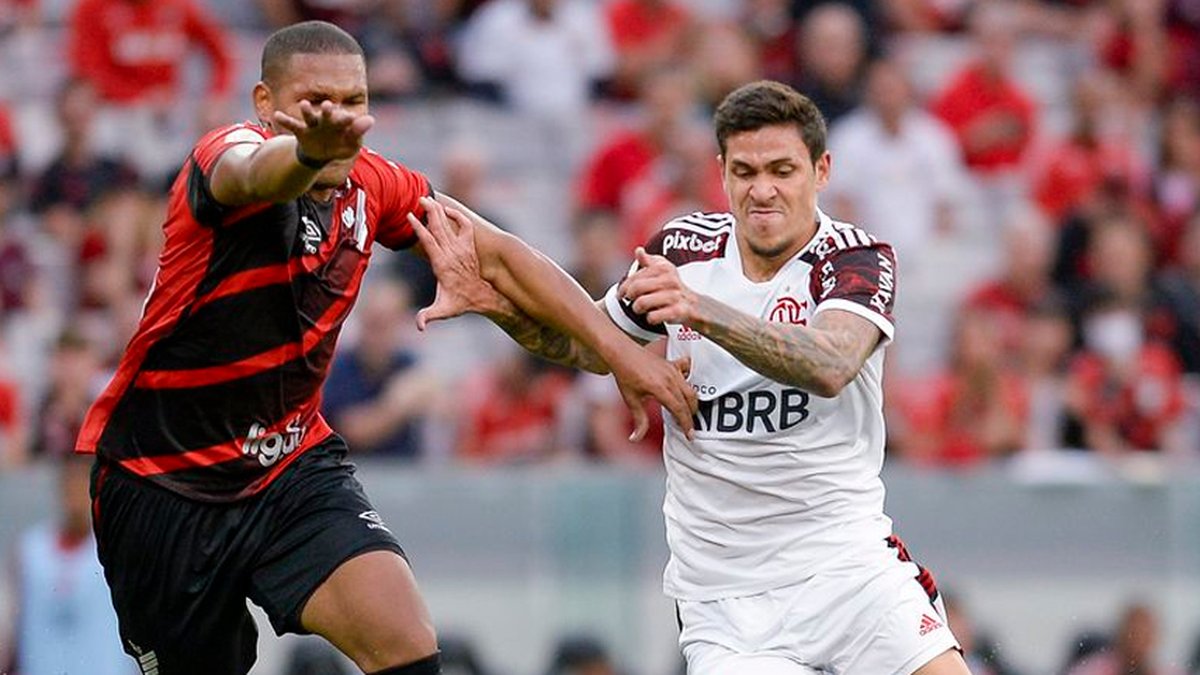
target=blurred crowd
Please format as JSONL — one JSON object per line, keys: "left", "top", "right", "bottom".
{"left": 0, "top": 0, "right": 1196, "bottom": 477}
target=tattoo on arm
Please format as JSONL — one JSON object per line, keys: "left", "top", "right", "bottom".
{"left": 485, "top": 301, "right": 612, "bottom": 375}
{"left": 691, "top": 295, "right": 881, "bottom": 396}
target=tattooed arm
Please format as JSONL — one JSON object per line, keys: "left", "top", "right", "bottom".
{"left": 481, "top": 294, "right": 615, "bottom": 375}
{"left": 688, "top": 296, "right": 880, "bottom": 397}
{"left": 620, "top": 248, "right": 882, "bottom": 397}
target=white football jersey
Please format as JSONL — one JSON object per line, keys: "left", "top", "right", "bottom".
{"left": 604, "top": 209, "right": 900, "bottom": 601}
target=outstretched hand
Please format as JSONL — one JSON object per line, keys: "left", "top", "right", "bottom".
{"left": 407, "top": 196, "right": 506, "bottom": 329}
{"left": 272, "top": 100, "right": 375, "bottom": 164}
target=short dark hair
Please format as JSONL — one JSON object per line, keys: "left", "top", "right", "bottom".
{"left": 261, "top": 21, "right": 364, "bottom": 87}
{"left": 713, "top": 81, "right": 827, "bottom": 162}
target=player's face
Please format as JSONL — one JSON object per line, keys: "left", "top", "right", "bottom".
{"left": 721, "top": 124, "right": 830, "bottom": 265}
{"left": 260, "top": 53, "right": 369, "bottom": 189}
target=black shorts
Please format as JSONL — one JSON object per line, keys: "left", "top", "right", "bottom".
{"left": 90, "top": 436, "right": 405, "bottom": 675}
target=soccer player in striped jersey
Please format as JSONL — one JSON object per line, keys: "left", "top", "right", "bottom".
{"left": 77, "top": 20, "right": 696, "bottom": 675}
{"left": 417, "top": 81, "right": 971, "bottom": 675}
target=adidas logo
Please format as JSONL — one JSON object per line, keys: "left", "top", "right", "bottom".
{"left": 918, "top": 613, "right": 943, "bottom": 636}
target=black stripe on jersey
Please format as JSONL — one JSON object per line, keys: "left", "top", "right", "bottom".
{"left": 617, "top": 295, "right": 668, "bottom": 337}
{"left": 194, "top": 203, "right": 298, "bottom": 298}
{"left": 187, "top": 155, "right": 230, "bottom": 227}
{"left": 139, "top": 284, "right": 304, "bottom": 371}
{"left": 98, "top": 330, "right": 341, "bottom": 457}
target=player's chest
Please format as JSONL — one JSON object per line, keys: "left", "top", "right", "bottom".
{"left": 682, "top": 262, "right": 816, "bottom": 328}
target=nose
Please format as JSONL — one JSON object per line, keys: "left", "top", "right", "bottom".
{"left": 747, "top": 177, "right": 775, "bottom": 203}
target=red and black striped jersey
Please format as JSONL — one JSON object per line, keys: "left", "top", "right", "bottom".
{"left": 76, "top": 122, "right": 431, "bottom": 502}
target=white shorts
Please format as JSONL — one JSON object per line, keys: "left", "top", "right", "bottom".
{"left": 677, "top": 537, "right": 960, "bottom": 675}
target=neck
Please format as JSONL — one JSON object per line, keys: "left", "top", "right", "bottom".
{"left": 308, "top": 186, "right": 335, "bottom": 203}
{"left": 738, "top": 214, "right": 819, "bottom": 282}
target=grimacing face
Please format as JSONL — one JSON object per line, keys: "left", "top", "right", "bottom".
{"left": 721, "top": 124, "right": 830, "bottom": 273}
{"left": 254, "top": 52, "right": 369, "bottom": 190}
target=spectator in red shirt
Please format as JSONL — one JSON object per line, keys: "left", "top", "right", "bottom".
{"left": 892, "top": 308, "right": 1029, "bottom": 468}
{"left": 67, "top": 0, "right": 234, "bottom": 180}
{"left": 576, "top": 66, "right": 698, "bottom": 213}
{"left": 1030, "top": 70, "right": 1145, "bottom": 224}
{"left": 0, "top": 351, "right": 27, "bottom": 468}
{"left": 616, "top": 124, "right": 727, "bottom": 251}
{"left": 32, "top": 329, "right": 105, "bottom": 459}
{"left": 67, "top": 0, "right": 232, "bottom": 108}
{"left": 964, "top": 211, "right": 1058, "bottom": 358}
{"left": 744, "top": 0, "right": 802, "bottom": 85}
{"left": 1150, "top": 96, "right": 1200, "bottom": 264}
{"left": 1065, "top": 292, "right": 1187, "bottom": 455}
{"left": 0, "top": 100, "right": 16, "bottom": 180}
{"left": 604, "top": 0, "right": 693, "bottom": 98}
{"left": 930, "top": 2, "right": 1037, "bottom": 174}
{"left": 456, "top": 349, "right": 575, "bottom": 465}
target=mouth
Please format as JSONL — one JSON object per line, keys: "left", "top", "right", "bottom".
{"left": 747, "top": 207, "right": 782, "bottom": 219}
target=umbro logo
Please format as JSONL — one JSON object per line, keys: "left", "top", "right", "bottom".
{"left": 300, "top": 215, "right": 324, "bottom": 254}
{"left": 918, "top": 613, "right": 943, "bottom": 636}
{"left": 359, "top": 510, "right": 391, "bottom": 533}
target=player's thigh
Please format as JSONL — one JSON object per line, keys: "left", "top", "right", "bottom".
{"left": 300, "top": 549, "right": 437, "bottom": 670}
{"left": 683, "top": 641, "right": 818, "bottom": 675}
{"left": 834, "top": 563, "right": 960, "bottom": 675}
{"left": 246, "top": 441, "right": 435, "bottom": 670}
{"left": 91, "top": 463, "right": 259, "bottom": 675}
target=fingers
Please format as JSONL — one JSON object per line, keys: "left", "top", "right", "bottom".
{"left": 299, "top": 100, "right": 321, "bottom": 127}
{"left": 672, "top": 356, "right": 692, "bottom": 379}
{"left": 418, "top": 197, "right": 456, "bottom": 242}
{"left": 444, "top": 205, "right": 475, "bottom": 243}
{"left": 348, "top": 113, "right": 376, "bottom": 139}
{"left": 662, "top": 386, "right": 696, "bottom": 441}
{"left": 416, "top": 299, "right": 455, "bottom": 330}
{"left": 623, "top": 390, "right": 649, "bottom": 442}
{"left": 407, "top": 213, "right": 440, "bottom": 255}
{"left": 272, "top": 110, "right": 306, "bottom": 136}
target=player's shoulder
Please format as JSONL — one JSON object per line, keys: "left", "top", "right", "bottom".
{"left": 351, "top": 146, "right": 421, "bottom": 184}
{"left": 195, "top": 121, "right": 270, "bottom": 151}
{"left": 805, "top": 212, "right": 893, "bottom": 264}
{"left": 647, "top": 211, "right": 734, "bottom": 265}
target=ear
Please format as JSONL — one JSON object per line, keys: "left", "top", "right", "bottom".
{"left": 814, "top": 151, "right": 831, "bottom": 191}
{"left": 252, "top": 82, "right": 274, "bottom": 129}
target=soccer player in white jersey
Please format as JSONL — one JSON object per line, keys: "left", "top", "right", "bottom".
{"left": 412, "top": 80, "right": 970, "bottom": 675}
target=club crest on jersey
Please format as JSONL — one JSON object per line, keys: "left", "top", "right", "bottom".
{"left": 300, "top": 215, "right": 324, "bottom": 254}
{"left": 769, "top": 297, "right": 808, "bottom": 325}
{"left": 341, "top": 206, "right": 355, "bottom": 230}
{"left": 242, "top": 417, "right": 307, "bottom": 467}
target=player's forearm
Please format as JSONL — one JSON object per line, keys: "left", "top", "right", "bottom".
{"left": 689, "top": 295, "right": 859, "bottom": 397}
{"left": 437, "top": 194, "right": 632, "bottom": 370}
{"left": 480, "top": 295, "right": 610, "bottom": 375}
{"left": 214, "top": 136, "right": 324, "bottom": 205}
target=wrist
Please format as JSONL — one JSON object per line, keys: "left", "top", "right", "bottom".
{"left": 295, "top": 144, "right": 331, "bottom": 170}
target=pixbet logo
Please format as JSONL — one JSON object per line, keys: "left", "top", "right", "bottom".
{"left": 242, "top": 417, "right": 307, "bottom": 467}
{"left": 661, "top": 231, "right": 722, "bottom": 255}
{"left": 769, "top": 297, "right": 808, "bottom": 324}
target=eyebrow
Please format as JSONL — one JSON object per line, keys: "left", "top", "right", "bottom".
{"left": 730, "top": 157, "right": 797, "bottom": 169}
